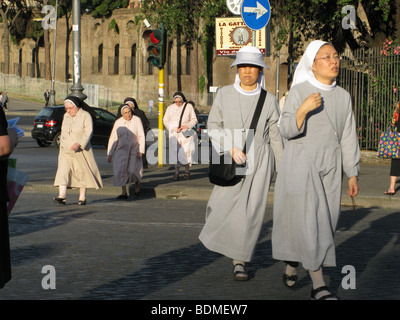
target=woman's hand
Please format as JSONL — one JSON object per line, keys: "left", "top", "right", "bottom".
{"left": 107, "top": 155, "right": 112, "bottom": 163}
{"left": 71, "top": 142, "right": 81, "bottom": 152}
{"left": 301, "top": 93, "right": 322, "bottom": 113}
{"left": 347, "top": 176, "right": 359, "bottom": 197}
{"left": 137, "top": 152, "right": 143, "bottom": 159}
{"left": 230, "top": 147, "right": 246, "bottom": 165}
{"left": 296, "top": 93, "right": 322, "bottom": 130}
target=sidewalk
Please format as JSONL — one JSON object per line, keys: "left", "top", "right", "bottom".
{"left": 21, "top": 149, "right": 400, "bottom": 209}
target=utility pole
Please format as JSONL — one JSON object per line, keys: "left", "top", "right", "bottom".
{"left": 69, "top": 0, "right": 87, "bottom": 100}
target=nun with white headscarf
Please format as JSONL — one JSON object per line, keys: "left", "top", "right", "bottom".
{"left": 107, "top": 104, "right": 145, "bottom": 199}
{"left": 163, "top": 91, "right": 198, "bottom": 180}
{"left": 199, "top": 46, "right": 283, "bottom": 280}
{"left": 272, "top": 41, "right": 360, "bottom": 299}
{"left": 53, "top": 96, "right": 103, "bottom": 205}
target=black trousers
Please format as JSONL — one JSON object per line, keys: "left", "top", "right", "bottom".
{"left": 0, "top": 202, "right": 11, "bottom": 289}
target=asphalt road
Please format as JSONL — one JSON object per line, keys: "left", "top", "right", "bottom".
{"left": 2, "top": 96, "right": 400, "bottom": 305}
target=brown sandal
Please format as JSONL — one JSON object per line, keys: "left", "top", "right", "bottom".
{"left": 184, "top": 173, "right": 190, "bottom": 180}
{"left": 173, "top": 174, "right": 179, "bottom": 180}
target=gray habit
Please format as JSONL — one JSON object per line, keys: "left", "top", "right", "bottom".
{"left": 272, "top": 81, "right": 360, "bottom": 271}
{"left": 199, "top": 85, "right": 283, "bottom": 262}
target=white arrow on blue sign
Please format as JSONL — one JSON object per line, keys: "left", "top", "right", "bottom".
{"left": 241, "top": 0, "right": 271, "bottom": 30}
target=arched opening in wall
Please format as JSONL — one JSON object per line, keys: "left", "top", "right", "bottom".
{"left": 98, "top": 44, "right": 103, "bottom": 73}
{"left": 114, "top": 44, "right": 119, "bottom": 75}
{"left": 32, "top": 47, "right": 39, "bottom": 78}
{"left": 131, "top": 43, "right": 136, "bottom": 77}
{"left": 185, "top": 47, "right": 190, "bottom": 75}
{"left": 17, "top": 49, "right": 22, "bottom": 77}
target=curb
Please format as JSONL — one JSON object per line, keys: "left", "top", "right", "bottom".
{"left": 24, "top": 182, "right": 400, "bottom": 209}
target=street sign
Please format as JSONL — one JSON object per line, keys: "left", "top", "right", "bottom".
{"left": 215, "top": 17, "right": 266, "bottom": 56}
{"left": 241, "top": 0, "right": 270, "bottom": 30}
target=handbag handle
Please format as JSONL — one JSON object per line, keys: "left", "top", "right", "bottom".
{"left": 242, "top": 89, "right": 267, "bottom": 153}
{"left": 178, "top": 102, "right": 188, "bottom": 129}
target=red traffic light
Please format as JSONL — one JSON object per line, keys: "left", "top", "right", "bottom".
{"left": 142, "top": 29, "right": 162, "bottom": 44}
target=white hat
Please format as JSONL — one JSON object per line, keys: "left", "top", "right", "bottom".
{"left": 231, "top": 46, "right": 270, "bottom": 70}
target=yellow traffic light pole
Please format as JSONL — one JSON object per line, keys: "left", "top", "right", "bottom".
{"left": 158, "top": 67, "right": 164, "bottom": 167}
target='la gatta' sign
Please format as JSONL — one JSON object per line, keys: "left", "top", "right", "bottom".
{"left": 216, "top": 17, "right": 266, "bottom": 56}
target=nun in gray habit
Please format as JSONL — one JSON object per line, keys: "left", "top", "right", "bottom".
{"left": 199, "top": 46, "right": 283, "bottom": 280}
{"left": 272, "top": 41, "right": 360, "bottom": 299}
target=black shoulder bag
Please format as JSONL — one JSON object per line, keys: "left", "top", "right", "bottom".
{"left": 208, "top": 89, "right": 267, "bottom": 186}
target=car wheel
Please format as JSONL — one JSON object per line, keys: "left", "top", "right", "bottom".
{"left": 53, "top": 132, "right": 61, "bottom": 148}
{"left": 36, "top": 139, "right": 51, "bottom": 147}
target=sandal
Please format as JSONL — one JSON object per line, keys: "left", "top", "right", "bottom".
{"left": 282, "top": 261, "right": 299, "bottom": 288}
{"left": 233, "top": 263, "right": 249, "bottom": 281}
{"left": 117, "top": 194, "right": 128, "bottom": 200}
{"left": 77, "top": 200, "right": 86, "bottom": 205}
{"left": 53, "top": 197, "right": 66, "bottom": 205}
{"left": 173, "top": 174, "right": 179, "bottom": 180}
{"left": 384, "top": 190, "right": 396, "bottom": 196}
{"left": 184, "top": 172, "right": 190, "bottom": 180}
{"left": 133, "top": 191, "right": 141, "bottom": 198}
{"left": 311, "top": 286, "right": 339, "bottom": 300}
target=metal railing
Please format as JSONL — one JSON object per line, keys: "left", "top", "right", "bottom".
{"left": 339, "top": 46, "right": 400, "bottom": 150}
{"left": 0, "top": 73, "right": 114, "bottom": 109}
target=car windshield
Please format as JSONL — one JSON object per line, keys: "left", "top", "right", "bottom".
{"left": 95, "top": 109, "right": 115, "bottom": 122}
{"left": 37, "top": 108, "right": 55, "bottom": 117}
{"left": 198, "top": 115, "right": 208, "bottom": 123}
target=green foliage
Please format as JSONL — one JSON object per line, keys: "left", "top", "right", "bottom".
{"left": 25, "top": 20, "right": 43, "bottom": 41}
{"left": 140, "top": 0, "right": 228, "bottom": 47}
{"left": 199, "top": 75, "right": 205, "bottom": 98}
{"left": 82, "top": 0, "right": 130, "bottom": 18}
{"left": 109, "top": 18, "right": 119, "bottom": 33}
{"left": 270, "top": 0, "right": 393, "bottom": 57}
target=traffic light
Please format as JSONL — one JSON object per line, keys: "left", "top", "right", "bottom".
{"left": 142, "top": 23, "right": 166, "bottom": 69}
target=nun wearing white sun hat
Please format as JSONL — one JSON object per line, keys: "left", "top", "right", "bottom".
{"left": 272, "top": 40, "right": 360, "bottom": 299}
{"left": 199, "top": 46, "right": 283, "bottom": 280}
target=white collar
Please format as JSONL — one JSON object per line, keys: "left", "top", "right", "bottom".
{"left": 307, "top": 77, "right": 336, "bottom": 91}
{"left": 233, "top": 69, "right": 265, "bottom": 96}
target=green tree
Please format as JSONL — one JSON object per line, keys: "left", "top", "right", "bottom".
{"left": 140, "top": 0, "right": 228, "bottom": 97}
{"left": 82, "top": 0, "right": 130, "bottom": 18}
{"left": 0, "top": 0, "right": 30, "bottom": 74}
{"left": 271, "top": 0, "right": 393, "bottom": 59}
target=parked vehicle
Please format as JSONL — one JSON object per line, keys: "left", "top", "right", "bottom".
{"left": 31, "top": 105, "right": 116, "bottom": 148}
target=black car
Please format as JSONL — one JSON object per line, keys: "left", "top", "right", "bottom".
{"left": 31, "top": 105, "right": 116, "bottom": 148}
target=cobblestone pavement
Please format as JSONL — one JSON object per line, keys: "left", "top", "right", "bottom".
{"left": 0, "top": 190, "right": 399, "bottom": 301}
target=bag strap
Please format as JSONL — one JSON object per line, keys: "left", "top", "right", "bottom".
{"left": 242, "top": 89, "right": 267, "bottom": 152}
{"left": 178, "top": 102, "right": 188, "bottom": 129}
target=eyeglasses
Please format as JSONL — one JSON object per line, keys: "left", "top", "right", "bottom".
{"left": 315, "top": 55, "right": 341, "bottom": 62}
{"left": 175, "top": 100, "right": 183, "bottom": 104}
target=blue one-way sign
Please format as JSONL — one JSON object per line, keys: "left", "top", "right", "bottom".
{"left": 241, "top": 0, "right": 271, "bottom": 30}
